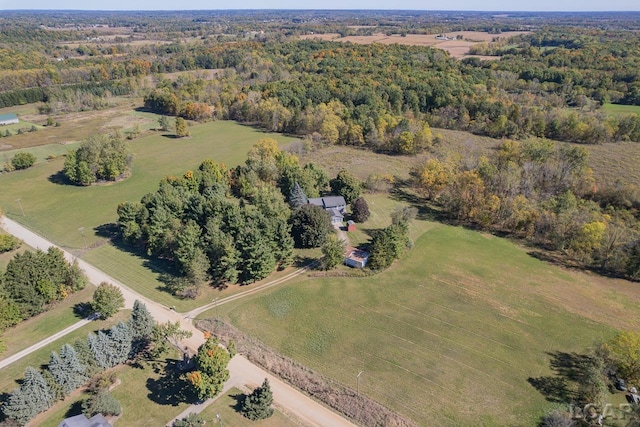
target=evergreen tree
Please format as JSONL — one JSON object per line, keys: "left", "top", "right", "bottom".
{"left": 242, "top": 378, "right": 274, "bottom": 421}
{"left": 3, "top": 367, "right": 53, "bottom": 424}
{"left": 128, "top": 300, "right": 155, "bottom": 355}
{"left": 290, "top": 204, "right": 332, "bottom": 248}
{"left": 2, "top": 387, "right": 34, "bottom": 424}
{"left": 49, "top": 346, "right": 88, "bottom": 395}
{"left": 104, "top": 322, "right": 132, "bottom": 367}
{"left": 88, "top": 332, "right": 109, "bottom": 369}
{"left": 237, "top": 225, "right": 276, "bottom": 284}
{"left": 288, "top": 181, "right": 308, "bottom": 209}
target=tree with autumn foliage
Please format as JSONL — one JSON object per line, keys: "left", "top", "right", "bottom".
{"left": 186, "top": 337, "right": 230, "bottom": 400}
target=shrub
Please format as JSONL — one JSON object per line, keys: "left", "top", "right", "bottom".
{"left": 11, "top": 152, "right": 36, "bottom": 170}
{"left": 0, "top": 234, "right": 20, "bottom": 253}
{"left": 82, "top": 391, "right": 121, "bottom": 417}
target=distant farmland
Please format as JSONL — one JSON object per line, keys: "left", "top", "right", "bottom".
{"left": 299, "top": 31, "right": 528, "bottom": 59}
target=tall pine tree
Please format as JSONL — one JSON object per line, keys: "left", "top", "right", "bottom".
{"left": 242, "top": 378, "right": 274, "bottom": 421}
{"left": 288, "top": 181, "right": 308, "bottom": 209}
{"left": 49, "top": 346, "right": 88, "bottom": 395}
{"left": 128, "top": 300, "right": 155, "bottom": 356}
{"left": 3, "top": 367, "right": 53, "bottom": 424}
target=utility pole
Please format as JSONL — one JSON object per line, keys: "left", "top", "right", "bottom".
{"left": 15, "top": 199, "right": 24, "bottom": 216}
{"left": 78, "top": 227, "right": 87, "bottom": 250}
{"left": 357, "top": 370, "right": 364, "bottom": 396}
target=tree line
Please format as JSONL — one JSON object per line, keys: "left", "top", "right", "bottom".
{"left": 412, "top": 138, "right": 640, "bottom": 280}
{"left": 0, "top": 248, "right": 87, "bottom": 348}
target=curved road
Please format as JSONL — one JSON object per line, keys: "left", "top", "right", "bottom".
{"left": 1, "top": 217, "right": 355, "bottom": 427}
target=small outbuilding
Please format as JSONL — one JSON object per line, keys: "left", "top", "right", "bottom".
{"left": 345, "top": 246, "right": 370, "bottom": 268}
{"left": 58, "top": 413, "right": 112, "bottom": 427}
{"left": 346, "top": 220, "right": 356, "bottom": 232}
{"left": 0, "top": 113, "right": 19, "bottom": 126}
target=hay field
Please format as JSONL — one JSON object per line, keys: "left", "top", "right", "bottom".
{"left": 300, "top": 31, "right": 527, "bottom": 58}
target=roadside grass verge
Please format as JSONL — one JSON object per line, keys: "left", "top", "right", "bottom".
{"left": 0, "top": 310, "right": 130, "bottom": 394}
{"left": 0, "top": 286, "right": 93, "bottom": 359}
{"left": 197, "top": 386, "right": 304, "bottom": 427}
{"left": 212, "top": 224, "right": 640, "bottom": 426}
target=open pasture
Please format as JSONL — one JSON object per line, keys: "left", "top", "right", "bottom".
{"left": 215, "top": 224, "right": 640, "bottom": 426}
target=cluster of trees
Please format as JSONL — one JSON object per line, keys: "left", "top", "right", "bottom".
{"left": 63, "top": 132, "right": 132, "bottom": 186}
{"left": 1, "top": 300, "right": 155, "bottom": 425}
{"left": 412, "top": 138, "right": 640, "bottom": 279}
{"left": 537, "top": 331, "right": 640, "bottom": 425}
{"left": 368, "top": 207, "right": 415, "bottom": 270}
{"left": 117, "top": 139, "right": 348, "bottom": 295}
{"left": 0, "top": 247, "right": 87, "bottom": 342}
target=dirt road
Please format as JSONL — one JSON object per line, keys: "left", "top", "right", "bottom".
{"left": 1, "top": 216, "right": 355, "bottom": 427}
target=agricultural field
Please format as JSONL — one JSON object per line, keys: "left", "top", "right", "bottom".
{"left": 210, "top": 222, "right": 640, "bottom": 426}
{"left": 0, "top": 119, "right": 297, "bottom": 310}
{"left": 299, "top": 31, "right": 527, "bottom": 59}
{"left": 602, "top": 103, "right": 640, "bottom": 116}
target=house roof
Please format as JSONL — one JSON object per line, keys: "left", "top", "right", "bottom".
{"left": 308, "top": 196, "right": 346, "bottom": 209}
{"left": 327, "top": 207, "right": 344, "bottom": 218}
{"left": 346, "top": 246, "right": 369, "bottom": 263}
{"left": 0, "top": 113, "right": 17, "bottom": 122}
{"left": 58, "top": 414, "right": 112, "bottom": 427}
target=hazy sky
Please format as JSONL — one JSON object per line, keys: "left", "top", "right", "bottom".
{"left": 0, "top": 0, "right": 638, "bottom": 11}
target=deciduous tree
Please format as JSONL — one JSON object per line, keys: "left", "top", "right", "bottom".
{"left": 91, "top": 282, "right": 124, "bottom": 320}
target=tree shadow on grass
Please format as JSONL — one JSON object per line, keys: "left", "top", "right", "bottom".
{"left": 73, "top": 302, "right": 92, "bottom": 319}
{"left": 48, "top": 170, "right": 74, "bottom": 186}
{"left": 146, "top": 359, "right": 198, "bottom": 406}
{"left": 64, "top": 399, "right": 85, "bottom": 419}
{"left": 528, "top": 351, "right": 601, "bottom": 405}
{"left": 231, "top": 392, "right": 246, "bottom": 413}
{"left": 94, "top": 223, "right": 183, "bottom": 295}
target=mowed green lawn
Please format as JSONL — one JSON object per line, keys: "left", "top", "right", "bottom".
{"left": 0, "top": 121, "right": 297, "bottom": 310}
{"left": 213, "top": 224, "right": 640, "bottom": 426}
{"left": 602, "top": 103, "right": 640, "bottom": 116}
{"left": 197, "top": 387, "right": 304, "bottom": 427}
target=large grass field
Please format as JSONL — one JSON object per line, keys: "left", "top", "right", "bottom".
{"left": 0, "top": 120, "right": 297, "bottom": 310}
{"left": 602, "top": 103, "right": 640, "bottom": 116}
{"left": 207, "top": 223, "right": 640, "bottom": 426}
